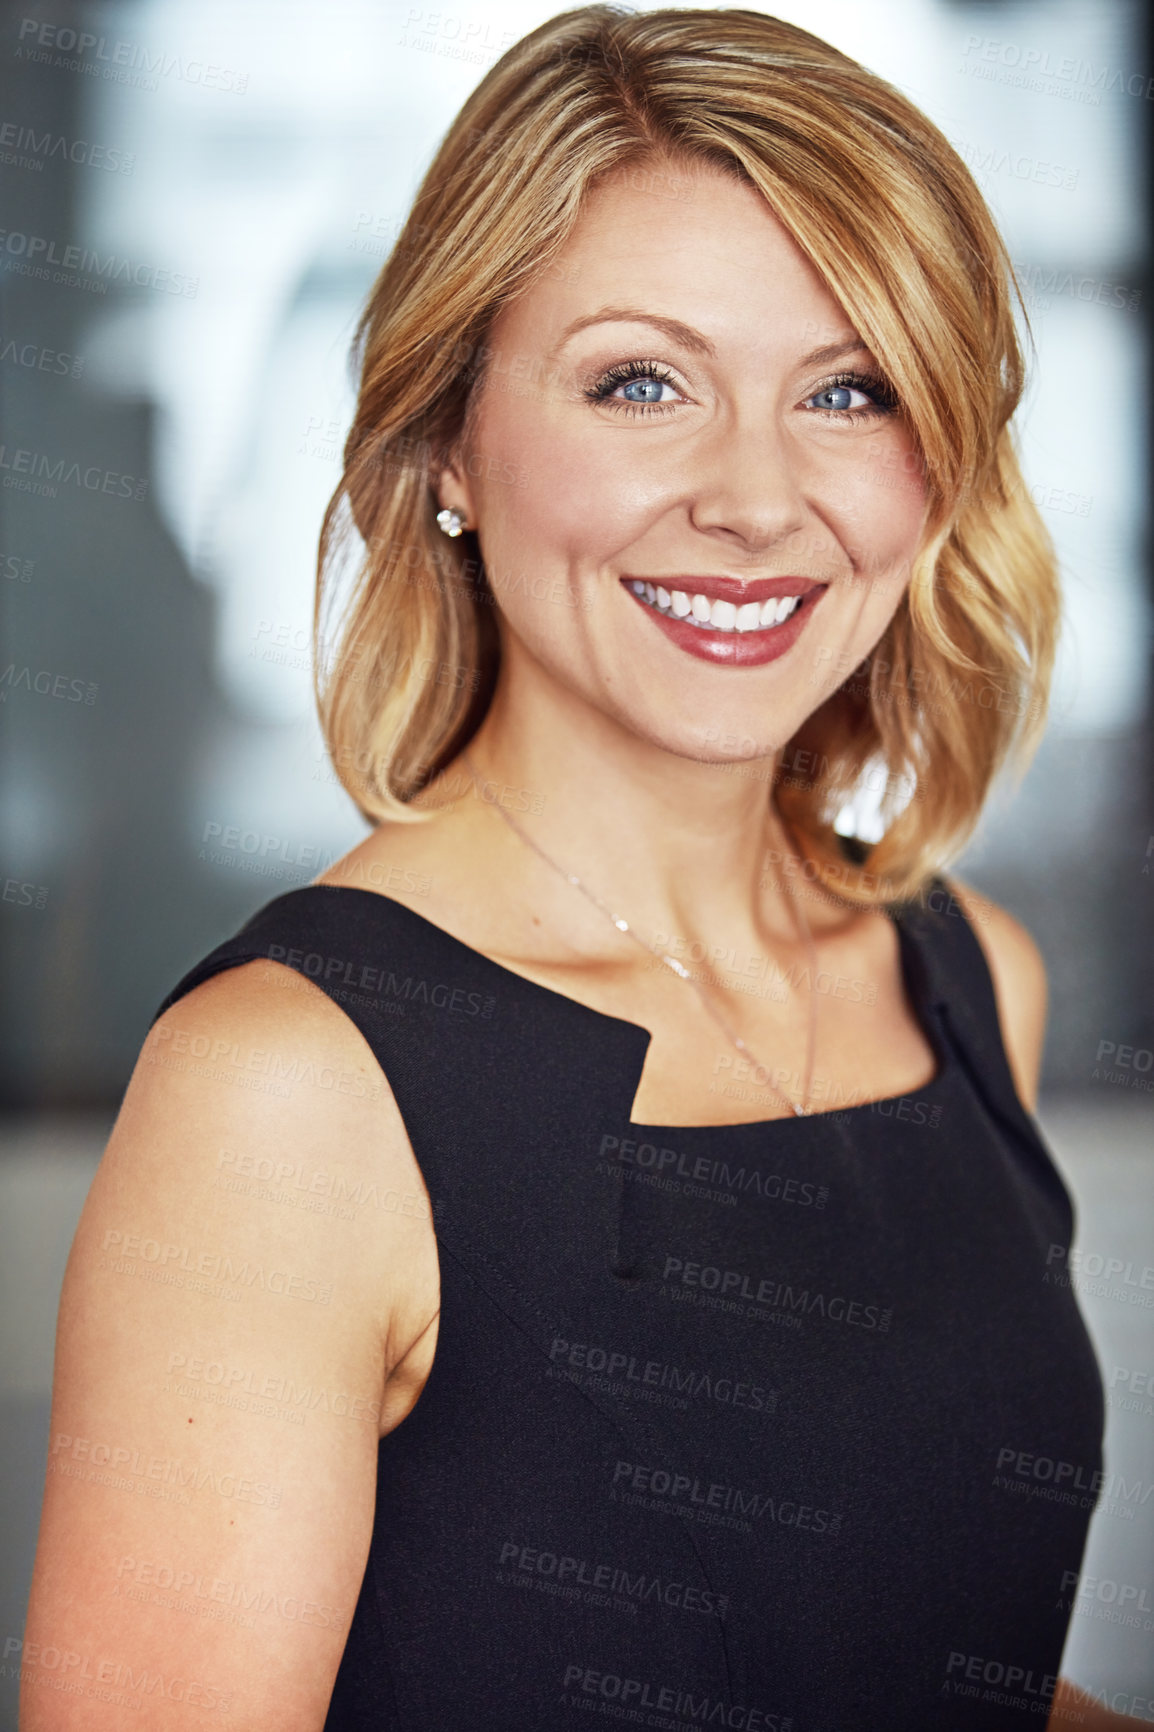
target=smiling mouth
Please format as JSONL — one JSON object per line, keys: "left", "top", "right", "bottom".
{"left": 626, "top": 579, "right": 806, "bottom": 634}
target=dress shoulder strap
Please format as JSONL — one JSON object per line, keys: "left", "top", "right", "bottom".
{"left": 152, "top": 879, "right": 645, "bottom": 1191}
{"left": 152, "top": 884, "right": 512, "bottom": 1125}
{"left": 889, "top": 875, "right": 1072, "bottom": 1223}
{"left": 888, "top": 876, "right": 1017, "bottom": 1104}
{"left": 156, "top": 886, "right": 328, "bottom": 1018}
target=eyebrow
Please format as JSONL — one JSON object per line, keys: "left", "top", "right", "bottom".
{"left": 552, "top": 307, "right": 717, "bottom": 358}
{"left": 803, "top": 337, "right": 874, "bottom": 366}
{"left": 550, "top": 307, "right": 872, "bottom": 369}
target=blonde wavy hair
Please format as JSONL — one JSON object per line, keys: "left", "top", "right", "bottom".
{"left": 315, "top": 4, "right": 1059, "bottom": 904}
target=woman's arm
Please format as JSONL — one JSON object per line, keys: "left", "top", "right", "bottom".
{"left": 19, "top": 962, "right": 433, "bottom": 1731}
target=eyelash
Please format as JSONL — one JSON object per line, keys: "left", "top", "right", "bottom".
{"left": 583, "top": 360, "right": 900, "bottom": 421}
{"left": 812, "top": 369, "right": 900, "bottom": 421}
{"left": 583, "top": 358, "right": 681, "bottom": 418}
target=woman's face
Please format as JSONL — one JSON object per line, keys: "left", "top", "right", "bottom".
{"left": 442, "top": 159, "right": 927, "bottom": 763}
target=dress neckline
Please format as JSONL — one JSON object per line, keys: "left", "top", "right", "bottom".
{"left": 298, "top": 882, "right": 951, "bottom": 1133}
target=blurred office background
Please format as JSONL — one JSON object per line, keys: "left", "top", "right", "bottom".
{"left": 0, "top": 0, "right": 1151, "bottom": 1720}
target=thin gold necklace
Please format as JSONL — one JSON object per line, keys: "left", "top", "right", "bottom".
{"left": 461, "top": 751, "right": 820, "bottom": 1117}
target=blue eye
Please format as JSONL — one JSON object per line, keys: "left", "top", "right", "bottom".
{"left": 585, "top": 359, "right": 682, "bottom": 411}
{"left": 621, "top": 377, "right": 668, "bottom": 402}
{"left": 812, "top": 385, "right": 857, "bottom": 412}
{"left": 805, "top": 371, "right": 898, "bottom": 417}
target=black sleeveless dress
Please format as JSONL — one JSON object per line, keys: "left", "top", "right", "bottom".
{"left": 156, "top": 880, "right": 1104, "bottom": 1732}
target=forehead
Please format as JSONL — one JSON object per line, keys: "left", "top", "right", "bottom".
{"left": 490, "top": 160, "right": 854, "bottom": 358}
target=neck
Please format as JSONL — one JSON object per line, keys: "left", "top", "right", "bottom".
{"left": 451, "top": 654, "right": 811, "bottom": 954}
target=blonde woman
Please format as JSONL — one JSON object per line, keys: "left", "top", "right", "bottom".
{"left": 23, "top": 9, "right": 1121, "bottom": 1730}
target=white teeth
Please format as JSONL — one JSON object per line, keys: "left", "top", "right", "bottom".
{"left": 629, "top": 582, "right": 806, "bottom": 633}
{"left": 759, "top": 595, "right": 801, "bottom": 626}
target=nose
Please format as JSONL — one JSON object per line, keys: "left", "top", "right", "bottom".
{"left": 687, "top": 416, "right": 813, "bottom": 557}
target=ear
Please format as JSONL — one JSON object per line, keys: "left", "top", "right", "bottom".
{"left": 434, "top": 452, "right": 477, "bottom": 530}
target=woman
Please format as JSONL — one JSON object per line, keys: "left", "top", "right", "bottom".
{"left": 22, "top": 8, "right": 1121, "bottom": 1729}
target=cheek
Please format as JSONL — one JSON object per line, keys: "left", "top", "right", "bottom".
{"left": 472, "top": 394, "right": 662, "bottom": 562}
{"left": 822, "top": 441, "right": 927, "bottom": 578}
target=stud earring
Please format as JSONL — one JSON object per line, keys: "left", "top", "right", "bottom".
{"left": 436, "top": 507, "right": 467, "bottom": 538}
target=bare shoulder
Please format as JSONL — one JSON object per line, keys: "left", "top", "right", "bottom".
{"left": 148, "top": 951, "right": 391, "bottom": 1092}
{"left": 127, "top": 958, "right": 435, "bottom": 1343}
{"left": 944, "top": 875, "right": 1049, "bottom": 1111}
{"left": 20, "top": 962, "right": 434, "bottom": 1729}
